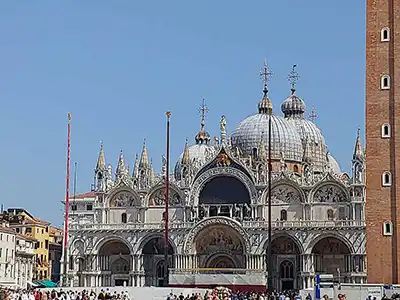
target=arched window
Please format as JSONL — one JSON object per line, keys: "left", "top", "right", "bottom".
{"left": 381, "top": 75, "right": 391, "bottom": 90}
{"left": 382, "top": 171, "right": 392, "bottom": 187}
{"left": 383, "top": 221, "right": 393, "bottom": 236}
{"left": 121, "top": 213, "right": 127, "bottom": 224}
{"left": 293, "top": 165, "right": 299, "bottom": 173}
{"left": 381, "top": 27, "right": 390, "bottom": 42}
{"left": 382, "top": 123, "right": 391, "bottom": 138}
{"left": 280, "top": 209, "right": 287, "bottom": 221}
{"left": 327, "top": 209, "right": 334, "bottom": 220}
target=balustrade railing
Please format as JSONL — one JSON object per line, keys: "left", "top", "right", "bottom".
{"left": 69, "top": 218, "right": 365, "bottom": 231}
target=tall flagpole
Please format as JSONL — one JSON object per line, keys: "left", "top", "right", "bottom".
{"left": 63, "top": 113, "right": 72, "bottom": 286}
{"left": 164, "top": 111, "right": 171, "bottom": 286}
{"left": 260, "top": 60, "right": 273, "bottom": 292}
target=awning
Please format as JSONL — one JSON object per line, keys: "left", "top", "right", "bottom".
{"left": 36, "top": 280, "right": 57, "bottom": 288}
{"left": 27, "top": 281, "right": 39, "bottom": 287}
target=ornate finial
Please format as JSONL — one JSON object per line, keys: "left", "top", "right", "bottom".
{"left": 309, "top": 105, "right": 318, "bottom": 123}
{"left": 67, "top": 112, "right": 72, "bottom": 123}
{"left": 199, "top": 99, "right": 209, "bottom": 131}
{"left": 260, "top": 60, "right": 273, "bottom": 96}
{"left": 287, "top": 64, "right": 299, "bottom": 94}
{"left": 357, "top": 127, "right": 360, "bottom": 137}
{"left": 166, "top": 111, "right": 171, "bottom": 118}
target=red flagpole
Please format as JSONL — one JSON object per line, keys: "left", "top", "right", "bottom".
{"left": 164, "top": 111, "right": 171, "bottom": 286}
{"left": 63, "top": 113, "right": 72, "bottom": 282}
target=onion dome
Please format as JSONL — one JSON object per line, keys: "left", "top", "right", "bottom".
{"left": 281, "top": 89, "right": 306, "bottom": 118}
{"left": 282, "top": 65, "right": 327, "bottom": 171}
{"left": 231, "top": 63, "right": 303, "bottom": 162}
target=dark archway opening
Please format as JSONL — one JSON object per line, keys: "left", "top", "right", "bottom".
{"left": 98, "top": 240, "right": 131, "bottom": 287}
{"left": 199, "top": 176, "right": 250, "bottom": 204}
{"left": 312, "top": 237, "right": 351, "bottom": 282}
{"left": 266, "top": 236, "right": 301, "bottom": 291}
{"left": 142, "top": 237, "right": 174, "bottom": 287}
{"left": 198, "top": 176, "right": 251, "bottom": 221}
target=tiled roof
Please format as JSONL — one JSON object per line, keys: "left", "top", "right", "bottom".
{"left": 70, "top": 191, "right": 97, "bottom": 199}
{"left": 0, "top": 226, "right": 16, "bottom": 234}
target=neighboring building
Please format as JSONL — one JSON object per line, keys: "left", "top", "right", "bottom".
{"left": 365, "top": 0, "right": 400, "bottom": 284}
{"left": 48, "top": 226, "right": 63, "bottom": 283}
{"left": 15, "top": 234, "right": 36, "bottom": 289}
{"left": 0, "top": 209, "right": 51, "bottom": 281}
{"left": 65, "top": 69, "right": 366, "bottom": 290}
{"left": 0, "top": 225, "right": 16, "bottom": 287}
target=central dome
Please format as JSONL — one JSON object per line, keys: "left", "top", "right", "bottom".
{"left": 231, "top": 114, "right": 304, "bottom": 162}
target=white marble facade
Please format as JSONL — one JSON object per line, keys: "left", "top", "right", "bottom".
{"left": 65, "top": 79, "right": 366, "bottom": 290}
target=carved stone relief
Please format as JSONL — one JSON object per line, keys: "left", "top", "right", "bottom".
{"left": 270, "top": 184, "right": 302, "bottom": 204}
{"left": 313, "top": 184, "right": 347, "bottom": 203}
{"left": 148, "top": 188, "right": 181, "bottom": 206}
{"left": 184, "top": 217, "right": 250, "bottom": 254}
{"left": 109, "top": 191, "right": 139, "bottom": 207}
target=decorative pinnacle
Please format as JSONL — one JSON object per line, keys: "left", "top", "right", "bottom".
{"left": 67, "top": 112, "right": 72, "bottom": 123}
{"left": 199, "top": 98, "right": 209, "bottom": 131}
{"left": 166, "top": 111, "right": 171, "bottom": 118}
{"left": 309, "top": 105, "right": 318, "bottom": 123}
{"left": 260, "top": 60, "right": 273, "bottom": 95}
{"left": 288, "top": 64, "right": 299, "bottom": 93}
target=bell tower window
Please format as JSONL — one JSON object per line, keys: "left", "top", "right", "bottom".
{"left": 383, "top": 221, "right": 393, "bottom": 236}
{"left": 381, "top": 75, "right": 391, "bottom": 90}
{"left": 382, "top": 171, "right": 392, "bottom": 187}
{"left": 381, "top": 124, "right": 391, "bottom": 138}
{"left": 381, "top": 27, "right": 390, "bottom": 42}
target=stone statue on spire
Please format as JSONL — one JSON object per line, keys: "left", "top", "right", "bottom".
{"left": 220, "top": 115, "right": 227, "bottom": 145}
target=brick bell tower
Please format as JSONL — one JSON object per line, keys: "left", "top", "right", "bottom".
{"left": 366, "top": 0, "right": 400, "bottom": 283}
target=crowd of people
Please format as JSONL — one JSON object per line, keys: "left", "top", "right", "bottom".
{"left": 0, "top": 288, "right": 131, "bottom": 300}
{"left": 1, "top": 287, "right": 400, "bottom": 300}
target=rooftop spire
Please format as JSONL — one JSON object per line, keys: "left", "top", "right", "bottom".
{"left": 258, "top": 60, "right": 273, "bottom": 114}
{"left": 139, "top": 140, "right": 149, "bottom": 168}
{"left": 287, "top": 64, "right": 299, "bottom": 94}
{"left": 182, "top": 138, "right": 190, "bottom": 165}
{"left": 353, "top": 128, "right": 364, "bottom": 161}
{"left": 96, "top": 141, "right": 106, "bottom": 170}
{"left": 195, "top": 99, "right": 211, "bottom": 144}
{"left": 132, "top": 153, "right": 139, "bottom": 177}
{"left": 116, "top": 149, "right": 126, "bottom": 176}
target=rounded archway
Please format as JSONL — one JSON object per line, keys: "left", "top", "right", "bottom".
{"left": 199, "top": 176, "right": 250, "bottom": 205}
{"left": 266, "top": 236, "right": 301, "bottom": 291}
{"left": 142, "top": 237, "right": 174, "bottom": 287}
{"left": 194, "top": 224, "right": 245, "bottom": 271}
{"left": 312, "top": 236, "right": 351, "bottom": 275}
{"left": 98, "top": 240, "right": 131, "bottom": 287}
{"left": 198, "top": 176, "right": 251, "bottom": 219}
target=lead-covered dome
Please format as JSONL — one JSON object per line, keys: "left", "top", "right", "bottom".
{"left": 174, "top": 143, "right": 214, "bottom": 180}
{"left": 231, "top": 90, "right": 304, "bottom": 162}
{"left": 281, "top": 90, "right": 327, "bottom": 171}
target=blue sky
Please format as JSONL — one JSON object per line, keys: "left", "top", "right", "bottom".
{"left": 0, "top": 1, "right": 365, "bottom": 226}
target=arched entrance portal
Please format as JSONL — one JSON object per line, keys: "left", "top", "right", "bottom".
{"left": 267, "top": 236, "right": 301, "bottom": 291}
{"left": 98, "top": 240, "right": 131, "bottom": 286}
{"left": 194, "top": 224, "right": 245, "bottom": 272}
{"left": 312, "top": 237, "right": 351, "bottom": 282}
{"left": 198, "top": 176, "right": 251, "bottom": 220}
{"left": 142, "top": 237, "right": 174, "bottom": 287}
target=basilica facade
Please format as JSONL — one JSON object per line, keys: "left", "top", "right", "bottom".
{"left": 65, "top": 71, "right": 366, "bottom": 290}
